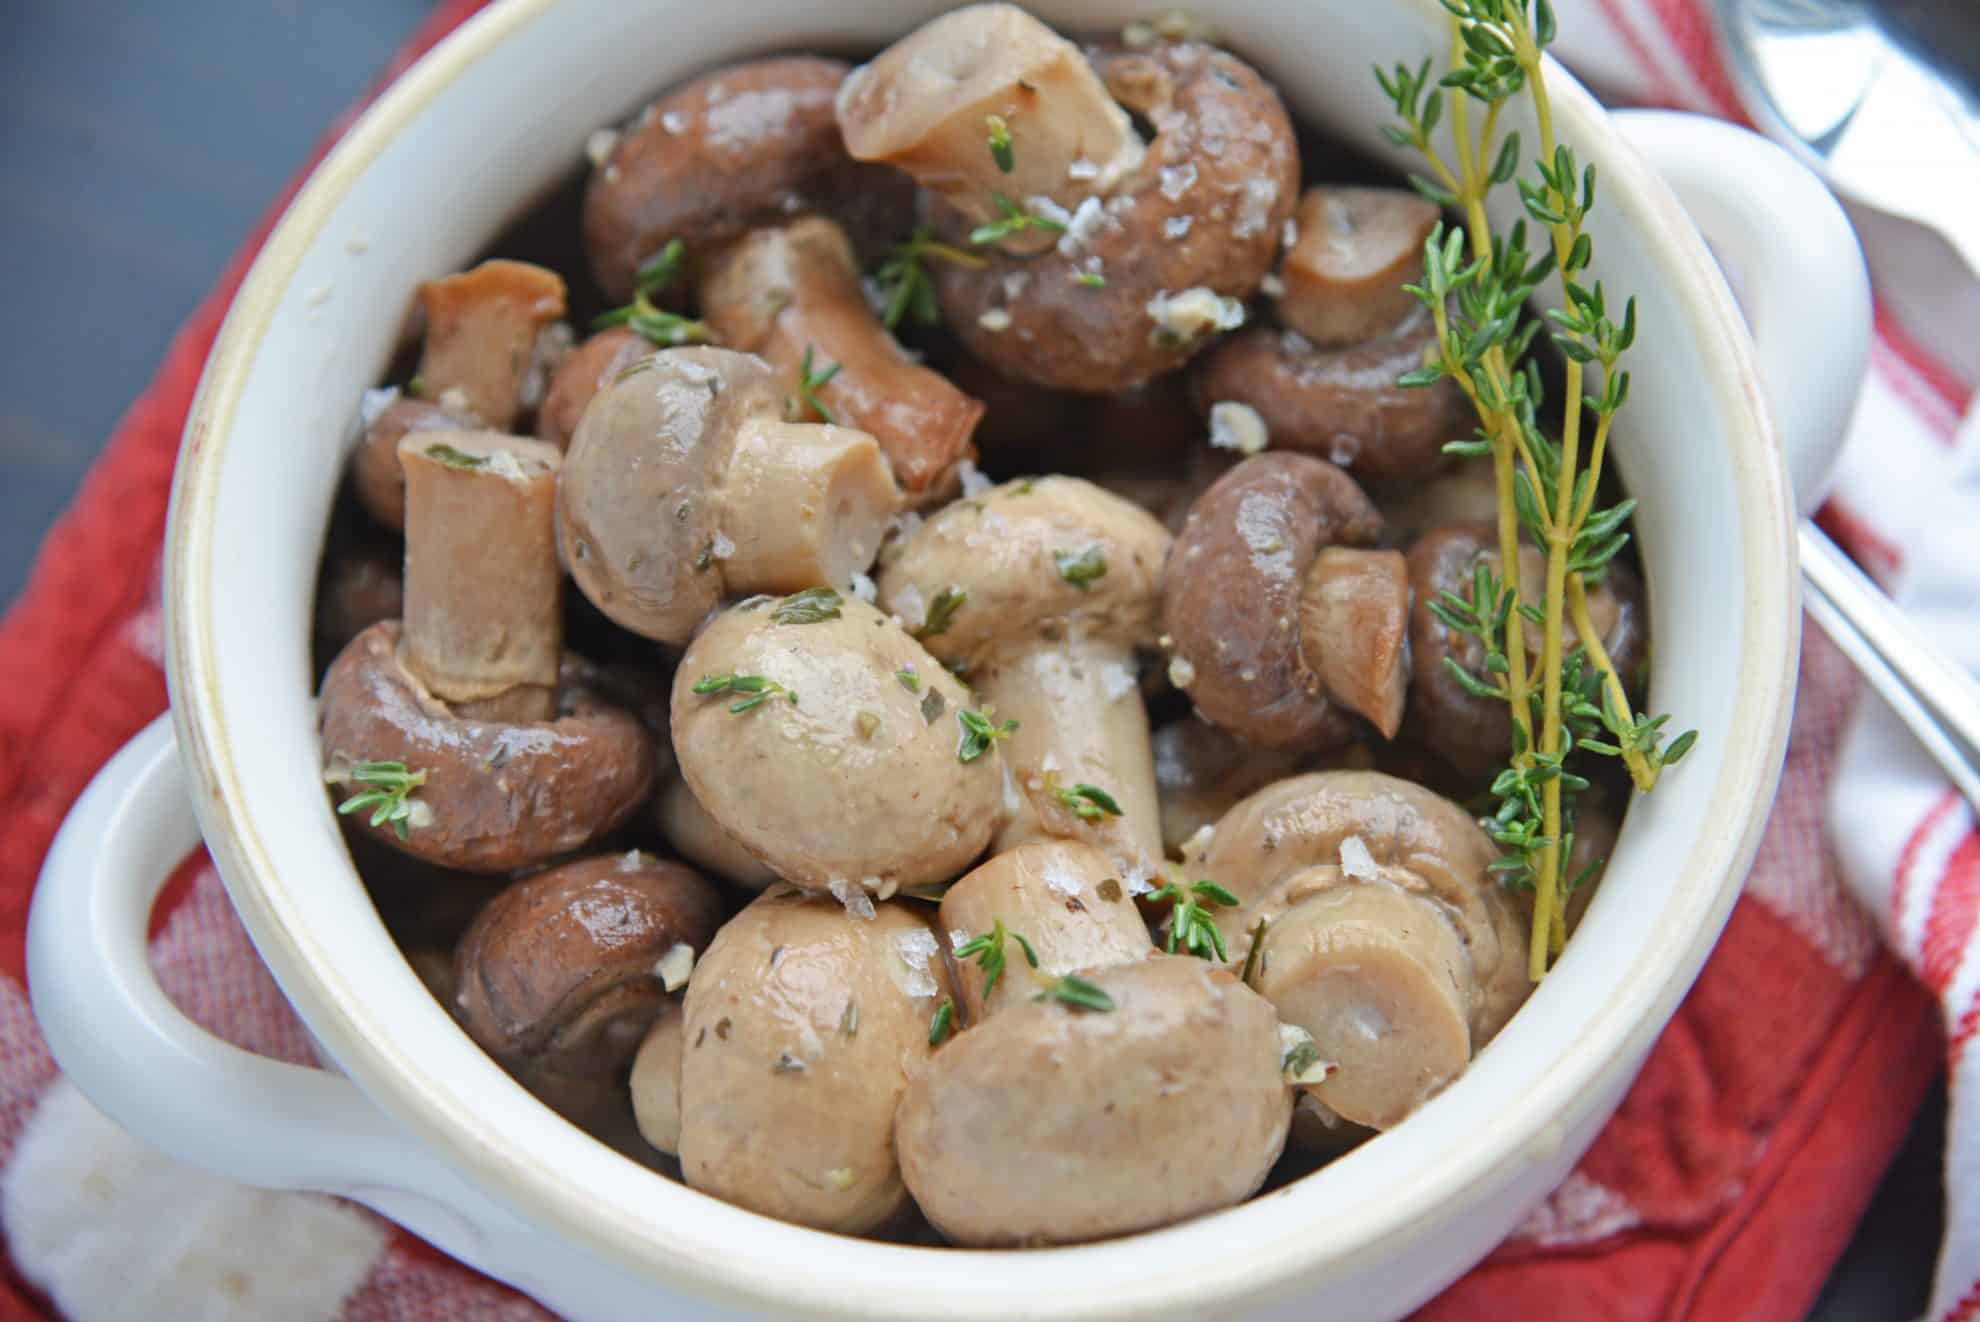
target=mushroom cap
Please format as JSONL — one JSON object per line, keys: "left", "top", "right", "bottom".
{"left": 318, "top": 621, "right": 657, "bottom": 873}
{"left": 654, "top": 773, "right": 780, "bottom": 893}
{"left": 934, "top": 41, "right": 1299, "bottom": 393}
{"left": 350, "top": 395, "right": 462, "bottom": 532}
{"left": 895, "top": 954, "right": 1290, "bottom": 1245}
{"left": 670, "top": 593, "right": 1004, "bottom": 894}
{"left": 536, "top": 326, "right": 649, "bottom": 452}
{"left": 680, "top": 887, "right": 951, "bottom": 1233}
{"left": 1189, "top": 311, "right": 1469, "bottom": 482}
{"left": 314, "top": 543, "right": 403, "bottom": 659}
{"left": 1202, "top": 770, "right": 1529, "bottom": 1046}
{"left": 583, "top": 56, "right": 915, "bottom": 303}
{"left": 453, "top": 852, "right": 722, "bottom": 1124}
{"left": 938, "top": 840, "right": 1153, "bottom": 1021}
{"left": 557, "top": 347, "right": 774, "bottom": 644}
{"left": 1161, "top": 453, "right": 1383, "bottom": 748}
{"left": 876, "top": 476, "right": 1172, "bottom": 669}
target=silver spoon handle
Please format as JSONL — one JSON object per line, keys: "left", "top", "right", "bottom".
{"left": 1799, "top": 521, "right": 1980, "bottom": 814}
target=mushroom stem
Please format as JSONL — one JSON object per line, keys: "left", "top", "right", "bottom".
{"left": 976, "top": 634, "right": 1162, "bottom": 889}
{"left": 413, "top": 260, "right": 568, "bottom": 429}
{"left": 700, "top": 219, "right": 984, "bottom": 501}
{"left": 718, "top": 418, "right": 899, "bottom": 595}
{"left": 398, "top": 431, "right": 563, "bottom": 717}
{"left": 1248, "top": 871, "right": 1471, "bottom": 1131}
{"left": 836, "top": 3, "right": 1144, "bottom": 254}
{"left": 1299, "top": 546, "right": 1411, "bottom": 739}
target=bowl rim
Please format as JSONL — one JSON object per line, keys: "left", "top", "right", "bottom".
{"left": 162, "top": 0, "right": 1800, "bottom": 1316}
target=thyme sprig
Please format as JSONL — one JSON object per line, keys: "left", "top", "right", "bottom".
{"left": 591, "top": 238, "right": 714, "bottom": 347}
{"left": 986, "top": 113, "right": 1015, "bottom": 173}
{"left": 789, "top": 344, "right": 841, "bottom": 424}
{"left": 1148, "top": 880, "right": 1239, "bottom": 962}
{"left": 872, "top": 228, "right": 985, "bottom": 330}
{"left": 916, "top": 586, "right": 967, "bottom": 639}
{"left": 1377, "top": 0, "right": 1694, "bottom": 976}
{"left": 1052, "top": 781, "right": 1124, "bottom": 823}
{"left": 334, "top": 760, "right": 427, "bottom": 841}
{"left": 953, "top": 918, "right": 1116, "bottom": 1013}
{"left": 772, "top": 587, "right": 842, "bottom": 625}
{"left": 969, "top": 193, "right": 1068, "bottom": 246}
{"left": 956, "top": 708, "right": 1018, "bottom": 763}
{"left": 929, "top": 996, "right": 957, "bottom": 1045}
{"left": 691, "top": 673, "right": 797, "bottom": 713}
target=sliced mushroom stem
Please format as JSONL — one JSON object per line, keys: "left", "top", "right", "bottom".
{"left": 630, "top": 1004, "right": 686, "bottom": 1156}
{"left": 719, "top": 418, "right": 899, "bottom": 595}
{"left": 939, "top": 840, "right": 1152, "bottom": 1023}
{"left": 700, "top": 219, "right": 984, "bottom": 500}
{"left": 1299, "top": 546, "right": 1411, "bottom": 739}
{"left": 976, "top": 634, "right": 1162, "bottom": 887}
{"left": 836, "top": 3, "right": 1144, "bottom": 253}
{"left": 1277, "top": 187, "right": 1440, "bottom": 349}
{"left": 398, "top": 431, "right": 564, "bottom": 715}
{"left": 413, "top": 259, "right": 568, "bottom": 429}
{"left": 656, "top": 774, "right": 778, "bottom": 892}
{"left": 1249, "top": 873, "right": 1471, "bottom": 1131}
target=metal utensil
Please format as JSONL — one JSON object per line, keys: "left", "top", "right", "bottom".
{"left": 1800, "top": 521, "right": 1980, "bottom": 814}
{"left": 1713, "top": 0, "right": 1980, "bottom": 272}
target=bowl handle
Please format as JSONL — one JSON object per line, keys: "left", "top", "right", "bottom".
{"left": 25, "top": 715, "right": 531, "bottom": 1271}
{"left": 1611, "top": 109, "right": 1871, "bottom": 514}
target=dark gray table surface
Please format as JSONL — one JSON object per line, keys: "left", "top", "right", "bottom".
{"left": 0, "top": 1, "right": 1943, "bottom": 1317}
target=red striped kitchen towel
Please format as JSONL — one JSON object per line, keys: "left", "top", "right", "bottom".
{"left": 0, "top": 1, "right": 1963, "bottom": 1319}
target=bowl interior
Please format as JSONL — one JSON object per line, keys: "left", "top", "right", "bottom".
{"left": 164, "top": 1, "right": 1797, "bottom": 1318}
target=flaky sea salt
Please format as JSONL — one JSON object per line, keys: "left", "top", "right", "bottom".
{"left": 1168, "top": 655, "right": 1197, "bottom": 688}
{"left": 1158, "top": 162, "right": 1198, "bottom": 201}
{"left": 1208, "top": 400, "right": 1268, "bottom": 455}
{"left": 585, "top": 127, "right": 621, "bottom": 166}
{"left": 894, "top": 929, "right": 940, "bottom": 998}
{"left": 977, "top": 308, "right": 1013, "bottom": 333}
{"left": 655, "top": 942, "right": 696, "bottom": 993}
{"left": 1339, "top": 835, "right": 1379, "bottom": 881}
{"left": 957, "top": 458, "right": 994, "bottom": 497}
{"left": 829, "top": 877, "right": 876, "bottom": 921}
{"left": 850, "top": 572, "right": 876, "bottom": 603}
{"left": 358, "top": 386, "right": 399, "bottom": 429}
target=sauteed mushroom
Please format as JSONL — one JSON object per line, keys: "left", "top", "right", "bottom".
{"left": 842, "top": 8, "right": 1298, "bottom": 391}
{"left": 535, "top": 326, "right": 647, "bottom": 452}
{"left": 654, "top": 774, "right": 778, "bottom": 892}
{"left": 454, "top": 852, "right": 722, "bottom": 1129}
{"left": 879, "top": 477, "right": 1170, "bottom": 888}
{"left": 896, "top": 954, "right": 1290, "bottom": 1245}
{"left": 1162, "top": 453, "right": 1407, "bottom": 748}
{"left": 1204, "top": 771, "right": 1529, "bottom": 1130}
{"left": 584, "top": 56, "right": 915, "bottom": 302}
{"left": 938, "top": 840, "right": 1151, "bottom": 1022}
{"left": 410, "top": 260, "right": 569, "bottom": 430}
{"left": 1151, "top": 718, "right": 1303, "bottom": 857}
{"left": 662, "top": 887, "right": 952, "bottom": 1233}
{"left": 670, "top": 591, "right": 1003, "bottom": 897}
{"left": 558, "top": 347, "right": 901, "bottom": 645}
{"left": 699, "top": 218, "right": 985, "bottom": 501}
{"left": 1191, "top": 186, "right": 1469, "bottom": 482}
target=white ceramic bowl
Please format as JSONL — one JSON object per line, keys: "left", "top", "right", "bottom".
{"left": 29, "top": 2, "right": 1870, "bottom": 1319}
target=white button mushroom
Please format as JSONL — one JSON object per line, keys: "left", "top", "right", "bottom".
{"left": 670, "top": 590, "right": 1006, "bottom": 896}
{"left": 877, "top": 476, "right": 1172, "bottom": 890}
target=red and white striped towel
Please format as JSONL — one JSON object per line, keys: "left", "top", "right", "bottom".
{"left": 0, "top": 2, "right": 1970, "bottom": 1320}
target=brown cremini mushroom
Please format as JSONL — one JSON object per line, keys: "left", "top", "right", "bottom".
{"left": 698, "top": 218, "right": 984, "bottom": 501}
{"left": 349, "top": 394, "right": 464, "bottom": 532}
{"left": 453, "top": 852, "right": 722, "bottom": 1130}
{"left": 584, "top": 57, "right": 915, "bottom": 303}
{"left": 1204, "top": 771, "right": 1530, "bottom": 1131}
{"left": 1374, "top": 455, "right": 1499, "bottom": 545}
{"left": 411, "top": 260, "right": 569, "bottom": 431}
{"left": 535, "top": 326, "right": 648, "bottom": 452}
{"left": 1405, "top": 521, "right": 1647, "bottom": 781}
{"left": 558, "top": 347, "right": 902, "bottom": 645}
{"left": 1162, "top": 453, "right": 1408, "bottom": 749}
{"left": 670, "top": 591, "right": 1004, "bottom": 898}
{"left": 1189, "top": 186, "right": 1468, "bottom": 482}
{"left": 878, "top": 477, "right": 1171, "bottom": 890}
{"left": 670, "top": 887, "right": 952, "bottom": 1233}
{"left": 939, "top": 840, "right": 1152, "bottom": 1023}
{"left": 654, "top": 773, "right": 778, "bottom": 893}
{"left": 314, "top": 543, "right": 403, "bottom": 659}
{"left": 843, "top": 10, "right": 1298, "bottom": 392}
{"left": 320, "top": 623, "right": 657, "bottom": 872}
{"left": 895, "top": 954, "right": 1290, "bottom": 1245}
